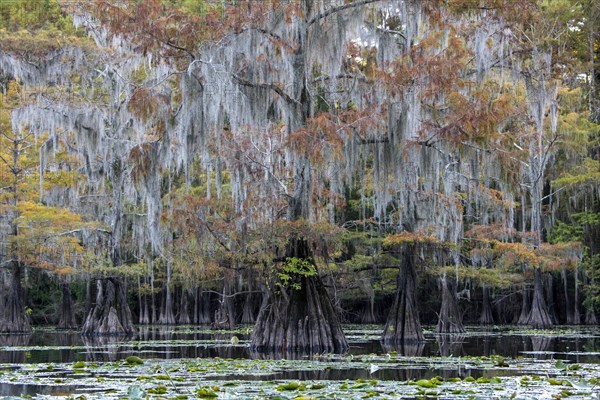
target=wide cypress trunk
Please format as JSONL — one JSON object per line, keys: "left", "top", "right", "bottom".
{"left": 57, "top": 280, "right": 78, "bottom": 330}
{"left": 382, "top": 251, "right": 424, "bottom": 343}
{"left": 436, "top": 276, "right": 465, "bottom": 334}
{"left": 0, "top": 263, "right": 31, "bottom": 333}
{"left": 251, "top": 274, "right": 347, "bottom": 353}
{"left": 81, "top": 278, "right": 136, "bottom": 336}
{"left": 523, "top": 268, "right": 553, "bottom": 328}
{"left": 251, "top": 240, "right": 348, "bottom": 353}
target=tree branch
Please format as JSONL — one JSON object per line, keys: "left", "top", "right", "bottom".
{"left": 232, "top": 73, "right": 300, "bottom": 106}
{"left": 307, "top": 0, "right": 384, "bottom": 27}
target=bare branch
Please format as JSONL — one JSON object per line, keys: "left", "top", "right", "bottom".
{"left": 232, "top": 73, "right": 300, "bottom": 106}
{"left": 307, "top": 0, "right": 384, "bottom": 27}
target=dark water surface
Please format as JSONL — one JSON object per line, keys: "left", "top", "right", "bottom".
{"left": 0, "top": 325, "right": 599, "bottom": 398}
{"left": 1, "top": 325, "right": 598, "bottom": 364}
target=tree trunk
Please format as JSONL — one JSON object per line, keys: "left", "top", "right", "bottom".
{"left": 436, "top": 275, "right": 465, "bottom": 334}
{"left": 517, "top": 285, "right": 530, "bottom": 324}
{"left": 0, "top": 263, "right": 31, "bottom": 333}
{"left": 479, "top": 285, "right": 494, "bottom": 325}
{"left": 240, "top": 291, "right": 257, "bottom": 324}
{"left": 545, "top": 273, "right": 559, "bottom": 324}
{"left": 139, "top": 276, "right": 150, "bottom": 325}
{"left": 563, "top": 268, "right": 576, "bottom": 324}
{"left": 138, "top": 277, "right": 150, "bottom": 325}
{"left": 177, "top": 288, "right": 191, "bottom": 324}
{"left": 585, "top": 307, "right": 598, "bottom": 325}
{"left": 382, "top": 251, "right": 424, "bottom": 343}
{"left": 193, "top": 285, "right": 199, "bottom": 325}
{"left": 196, "top": 288, "right": 211, "bottom": 325}
{"left": 81, "top": 278, "right": 136, "bottom": 336}
{"left": 213, "top": 278, "right": 236, "bottom": 329}
{"left": 250, "top": 0, "right": 353, "bottom": 352}
{"left": 158, "top": 259, "right": 176, "bottom": 324}
{"left": 251, "top": 274, "right": 348, "bottom": 353}
{"left": 524, "top": 268, "right": 553, "bottom": 328}
{"left": 584, "top": 273, "right": 597, "bottom": 324}
{"left": 360, "top": 301, "right": 376, "bottom": 324}
{"left": 85, "top": 274, "right": 92, "bottom": 314}
{"left": 251, "top": 239, "right": 347, "bottom": 353}
{"left": 150, "top": 259, "right": 156, "bottom": 323}
{"left": 573, "top": 266, "right": 581, "bottom": 324}
{"left": 57, "top": 280, "right": 78, "bottom": 330}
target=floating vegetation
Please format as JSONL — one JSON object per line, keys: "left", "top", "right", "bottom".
{"left": 124, "top": 356, "right": 144, "bottom": 366}
{"left": 0, "top": 326, "right": 600, "bottom": 398}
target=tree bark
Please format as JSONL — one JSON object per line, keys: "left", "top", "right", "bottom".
{"left": 138, "top": 276, "right": 150, "bottom": 325}
{"left": 382, "top": 250, "right": 424, "bottom": 343}
{"left": 240, "top": 291, "right": 257, "bottom": 324}
{"left": 517, "top": 285, "right": 530, "bottom": 324}
{"left": 573, "top": 266, "right": 581, "bottom": 324}
{"left": 251, "top": 273, "right": 348, "bottom": 353}
{"left": 213, "top": 277, "right": 236, "bottom": 329}
{"left": 436, "top": 275, "right": 465, "bottom": 334}
{"left": 479, "top": 285, "right": 494, "bottom": 325}
{"left": 585, "top": 307, "right": 598, "bottom": 325}
{"left": 57, "top": 279, "right": 78, "bottom": 330}
{"left": 251, "top": 239, "right": 347, "bottom": 353}
{"left": 523, "top": 268, "right": 553, "bottom": 328}
{"left": 81, "top": 278, "right": 136, "bottom": 336}
{"left": 545, "top": 273, "right": 559, "bottom": 324}
{"left": 158, "top": 258, "right": 176, "bottom": 324}
{"left": 196, "top": 288, "right": 212, "bottom": 324}
{"left": 177, "top": 288, "right": 191, "bottom": 324}
{"left": 0, "top": 263, "right": 31, "bottom": 333}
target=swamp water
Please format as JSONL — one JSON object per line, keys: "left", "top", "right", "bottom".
{"left": 0, "top": 325, "right": 599, "bottom": 399}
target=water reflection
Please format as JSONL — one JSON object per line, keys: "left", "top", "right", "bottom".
{"left": 0, "top": 383, "right": 80, "bottom": 398}
{"left": 435, "top": 334, "right": 466, "bottom": 357}
{"left": 0, "top": 333, "right": 32, "bottom": 347}
{"left": 0, "top": 325, "right": 598, "bottom": 366}
{"left": 381, "top": 341, "right": 425, "bottom": 357}
{"left": 81, "top": 335, "right": 132, "bottom": 362}
{"left": 529, "top": 335, "right": 554, "bottom": 358}
{"left": 0, "top": 334, "right": 31, "bottom": 363}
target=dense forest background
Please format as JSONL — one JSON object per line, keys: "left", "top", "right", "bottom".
{"left": 0, "top": 0, "right": 599, "bottom": 350}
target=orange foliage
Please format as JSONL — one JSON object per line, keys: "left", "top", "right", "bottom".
{"left": 537, "top": 242, "right": 583, "bottom": 271}
{"left": 129, "top": 142, "right": 160, "bottom": 182}
{"left": 493, "top": 241, "right": 539, "bottom": 269}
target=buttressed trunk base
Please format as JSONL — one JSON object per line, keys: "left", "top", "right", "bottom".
{"left": 81, "top": 278, "right": 136, "bottom": 336}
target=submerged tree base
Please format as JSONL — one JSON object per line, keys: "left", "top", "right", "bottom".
{"left": 81, "top": 278, "right": 136, "bottom": 336}
{"left": 251, "top": 275, "right": 348, "bottom": 354}
{"left": 436, "top": 277, "right": 465, "bottom": 334}
{"left": 0, "top": 264, "right": 31, "bottom": 334}
{"left": 382, "top": 252, "right": 424, "bottom": 344}
{"left": 522, "top": 269, "right": 553, "bottom": 329}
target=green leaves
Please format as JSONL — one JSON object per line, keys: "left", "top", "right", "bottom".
{"left": 277, "top": 257, "right": 317, "bottom": 291}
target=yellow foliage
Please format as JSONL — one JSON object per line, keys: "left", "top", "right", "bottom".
{"left": 435, "top": 265, "right": 524, "bottom": 288}
{"left": 383, "top": 231, "right": 445, "bottom": 248}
